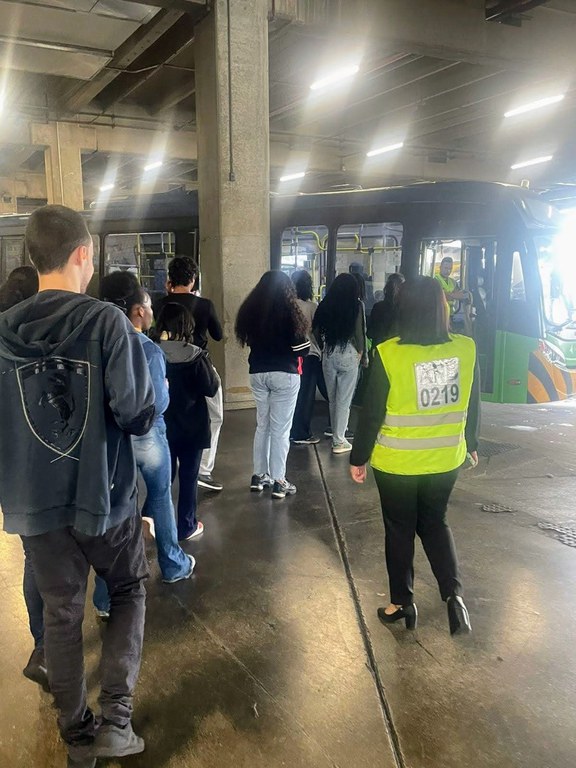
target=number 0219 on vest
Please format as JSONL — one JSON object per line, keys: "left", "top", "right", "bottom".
{"left": 414, "top": 357, "right": 460, "bottom": 410}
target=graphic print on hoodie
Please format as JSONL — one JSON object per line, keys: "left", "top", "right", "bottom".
{"left": 0, "top": 290, "right": 155, "bottom": 537}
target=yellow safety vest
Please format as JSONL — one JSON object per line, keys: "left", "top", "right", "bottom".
{"left": 434, "top": 273, "right": 457, "bottom": 314}
{"left": 371, "top": 334, "right": 476, "bottom": 475}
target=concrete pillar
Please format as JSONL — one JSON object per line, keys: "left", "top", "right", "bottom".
{"left": 0, "top": 178, "right": 17, "bottom": 214}
{"left": 195, "top": 0, "right": 270, "bottom": 408}
{"left": 42, "top": 123, "right": 85, "bottom": 210}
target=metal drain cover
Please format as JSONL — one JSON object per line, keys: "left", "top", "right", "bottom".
{"left": 478, "top": 439, "right": 520, "bottom": 458}
{"left": 482, "top": 503, "right": 514, "bottom": 513}
{"left": 538, "top": 522, "right": 576, "bottom": 548}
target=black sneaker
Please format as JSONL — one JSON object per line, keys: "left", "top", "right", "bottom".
{"left": 324, "top": 428, "right": 354, "bottom": 440}
{"left": 271, "top": 479, "right": 297, "bottom": 499}
{"left": 250, "top": 473, "right": 272, "bottom": 492}
{"left": 198, "top": 473, "right": 223, "bottom": 491}
{"left": 291, "top": 435, "right": 321, "bottom": 445}
{"left": 23, "top": 646, "right": 50, "bottom": 693}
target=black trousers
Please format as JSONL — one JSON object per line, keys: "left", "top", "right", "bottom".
{"left": 290, "top": 355, "right": 321, "bottom": 440}
{"left": 373, "top": 468, "right": 462, "bottom": 605}
{"left": 22, "top": 514, "right": 148, "bottom": 747}
{"left": 170, "top": 438, "right": 203, "bottom": 540}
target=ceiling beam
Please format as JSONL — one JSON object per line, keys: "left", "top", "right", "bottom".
{"left": 60, "top": 9, "right": 183, "bottom": 114}
{"left": 150, "top": 77, "right": 196, "bottom": 114}
{"left": 121, "top": 0, "right": 207, "bottom": 10}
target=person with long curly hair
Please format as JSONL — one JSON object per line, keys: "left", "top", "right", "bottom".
{"left": 236, "top": 270, "right": 310, "bottom": 499}
{"left": 313, "top": 273, "right": 367, "bottom": 454}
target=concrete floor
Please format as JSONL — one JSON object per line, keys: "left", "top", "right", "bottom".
{"left": 2, "top": 399, "right": 576, "bottom": 768}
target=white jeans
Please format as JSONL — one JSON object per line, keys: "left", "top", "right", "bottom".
{"left": 200, "top": 370, "right": 223, "bottom": 475}
{"left": 250, "top": 371, "right": 300, "bottom": 482}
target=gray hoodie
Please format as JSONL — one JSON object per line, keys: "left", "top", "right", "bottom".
{"left": 0, "top": 290, "right": 155, "bottom": 536}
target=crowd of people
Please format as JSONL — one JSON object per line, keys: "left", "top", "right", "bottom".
{"left": 0, "top": 203, "right": 479, "bottom": 767}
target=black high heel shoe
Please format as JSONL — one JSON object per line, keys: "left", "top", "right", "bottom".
{"left": 377, "top": 603, "right": 418, "bottom": 630}
{"left": 447, "top": 595, "right": 472, "bottom": 635}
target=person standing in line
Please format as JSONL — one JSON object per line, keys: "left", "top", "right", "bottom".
{"left": 0, "top": 265, "right": 39, "bottom": 311}
{"left": 313, "top": 273, "right": 367, "bottom": 455}
{"left": 100, "top": 272, "right": 195, "bottom": 583}
{"left": 235, "top": 270, "right": 310, "bottom": 499}
{"left": 0, "top": 205, "right": 155, "bottom": 767}
{"left": 367, "top": 272, "right": 405, "bottom": 348}
{"left": 350, "top": 276, "right": 479, "bottom": 635}
{"left": 290, "top": 269, "right": 321, "bottom": 445}
{"left": 154, "top": 256, "right": 224, "bottom": 492}
{"left": 154, "top": 302, "right": 219, "bottom": 541}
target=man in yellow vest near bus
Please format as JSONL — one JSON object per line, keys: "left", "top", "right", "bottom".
{"left": 434, "top": 256, "right": 470, "bottom": 318}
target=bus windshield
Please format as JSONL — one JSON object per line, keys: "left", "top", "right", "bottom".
{"left": 537, "top": 211, "right": 576, "bottom": 330}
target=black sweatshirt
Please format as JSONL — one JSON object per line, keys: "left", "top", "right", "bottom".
{"left": 154, "top": 293, "right": 223, "bottom": 350}
{"left": 350, "top": 347, "right": 481, "bottom": 467}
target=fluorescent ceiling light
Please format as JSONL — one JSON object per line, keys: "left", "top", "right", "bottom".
{"left": 99, "top": 183, "right": 115, "bottom": 192}
{"left": 280, "top": 171, "right": 306, "bottom": 182}
{"left": 144, "top": 160, "right": 163, "bottom": 172}
{"left": 366, "top": 142, "right": 404, "bottom": 158}
{"left": 310, "top": 64, "right": 359, "bottom": 91}
{"left": 510, "top": 155, "right": 553, "bottom": 170}
{"left": 505, "top": 94, "right": 565, "bottom": 118}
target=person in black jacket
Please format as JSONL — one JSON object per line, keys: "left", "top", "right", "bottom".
{"left": 0, "top": 205, "right": 155, "bottom": 767}
{"left": 0, "top": 265, "right": 38, "bottom": 311}
{"left": 155, "top": 302, "right": 219, "bottom": 541}
{"left": 367, "top": 272, "right": 405, "bottom": 347}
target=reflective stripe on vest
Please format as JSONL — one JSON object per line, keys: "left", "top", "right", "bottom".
{"left": 370, "top": 334, "right": 476, "bottom": 475}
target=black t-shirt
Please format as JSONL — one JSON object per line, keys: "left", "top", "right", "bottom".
{"left": 154, "top": 293, "right": 223, "bottom": 350}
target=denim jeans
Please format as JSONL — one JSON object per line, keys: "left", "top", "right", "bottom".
{"left": 133, "top": 422, "right": 191, "bottom": 580}
{"left": 250, "top": 371, "right": 300, "bottom": 482}
{"left": 21, "top": 538, "right": 45, "bottom": 648}
{"left": 322, "top": 343, "right": 359, "bottom": 445}
{"left": 22, "top": 514, "right": 148, "bottom": 747}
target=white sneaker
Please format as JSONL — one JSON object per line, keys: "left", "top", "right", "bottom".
{"left": 332, "top": 440, "right": 353, "bottom": 455}
{"left": 271, "top": 479, "right": 297, "bottom": 498}
{"left": 180, "top": 521, "right": 204, "bottom": 541}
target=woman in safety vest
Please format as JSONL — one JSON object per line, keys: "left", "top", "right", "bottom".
{"left": 349, "top": 276, "right": 480, "bottom": 634}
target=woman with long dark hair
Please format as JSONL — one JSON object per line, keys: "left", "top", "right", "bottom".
{"left": 155, "top": 302, "right": 219, "bottom": 540}
{"left": 290, "top": 269, "right": 321, "bottom": 445}
{"left": 100, "top": 272, "right": 195, "bottom": 581}
{"left": 367, "top": 272, "right": 405, "bottom": 347}
{"left": 236, "top": 270, "right": 309, "bottom": 498}
{"left": 350, "top": 276, "right": 480, "bottom": 634}
{"left": 313, "top": 273, "right": 366, "bottom": 454}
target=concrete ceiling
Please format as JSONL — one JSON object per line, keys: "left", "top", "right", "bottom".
{"left": 1, "top": 0, "right": 576, "bottom": 202}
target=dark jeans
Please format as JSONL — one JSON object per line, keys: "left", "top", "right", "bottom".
{"left": 22, "top": 514, "right": 148, "bottom": 747}
{"left": 373, "top": 468, "right": 462, "bottom": 605}
{"left": 170, "top": 439, "right": 203, "bottom": 540}
{"left": 21, "top": 538, "right": 44, "bottom": 649}
{"left": 290, "top": 355, "right": 321, "bottom": 440}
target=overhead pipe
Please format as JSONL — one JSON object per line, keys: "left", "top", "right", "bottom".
{"left": 486, "top": 0, "right": 549, "bottom": 22}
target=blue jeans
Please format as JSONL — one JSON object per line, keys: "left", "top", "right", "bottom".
{"left": 134, "top": 422, "right": 191, "bottom": 579}
{"left": 250, "top": 371, "right": 300, "bottom": 482}
{"left": 322, "top": 343, "right": 359, "bottom": 445}
{"left": 21, "top": 538, "right": 45, "bottom": 648}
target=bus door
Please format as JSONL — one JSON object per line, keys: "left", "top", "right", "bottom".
{"left": 420, "top": 238, "right": 499, "bottom": 396}
{"left": 280, "top": 226, "right": 328, "bottom": 300}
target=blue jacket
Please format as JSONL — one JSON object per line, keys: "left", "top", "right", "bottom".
{"left": 138, "top": 333, "right": 169, "bottom": 421}
{"left": 0, "top": 291, "right": 155, "bottom": 537}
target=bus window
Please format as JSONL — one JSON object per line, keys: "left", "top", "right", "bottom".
{"left": 536, "top": 234, "right": 576, "bottom": 330}
{"left": 336, "top": 223, "right": 403, "bottom": 312}
{"left": 420, "top": 239, "right": 463, "bottom": 284}
{"left": 510, "top": 251, "right": 526, "bottom": 302}
{"left": 104, "top": 232, "right": 175, "bottom": 301}
{"left": 281, "top": 226, "right": 327, "bottom": 301}
{"left": 1, "top": 236, "right": 25, "bottom": 282}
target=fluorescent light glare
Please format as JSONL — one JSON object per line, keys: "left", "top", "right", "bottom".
{"left": 144, "top": 160, "right": 163, "bottom": 172}
{"left": 504, "top": 94, "right": 564, "bottom": 118}
{"left": 99, "top": 183, "right": 115, "bottom": 192}
{"left": 366, "top": 141, "right": 404, "bottom": 158}
{"left": 310, "top": 64, "right": 359, "bottom": 91}
{"left": 280, "top": 171, "right": 306, "bottom": 182}
{"left": 510, "top": 155, "right": 553, "bottom": 170}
